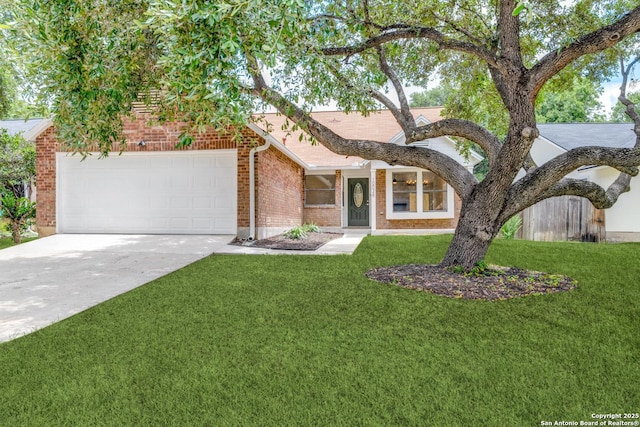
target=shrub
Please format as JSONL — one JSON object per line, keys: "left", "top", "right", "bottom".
{"left": 0, "top": 191, "right": 36, "bottom": 244}
{"left": 302, "top": 222, "right": 322, "bottom": 233}
{"left": 500, "top": 215, "right": 522, "bottom": 240}
{"left": 284, "top": 223, "right": 323, "bottom": 240}
{"left": 284, "top": 226, "right": 308, "bottom": 240}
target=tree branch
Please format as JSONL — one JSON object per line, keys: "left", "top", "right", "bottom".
{"left": 429, "top": 11, "right": 487, "bottom": 47}
{"left": 512, "top": 145, "right": 639, "bottom": 193}
{"left": 376, "top": 47, "right": 415, "bottom": 137}
{"left": 247, "top": 57, "right": 476, "bottom": 198}
{"left": 321, "top": 27, "right": 501, "bottom": 69}
{"left": 619, "top": 54, "right": 640, "bottom": 124}
{"left": 500, "top": 175, "right": 632, "bottom": 223}
{"left": 323, "top": 59, "right": 413, "bottom": 137}
{"left": 409, "top": 119, "right": 501, "bottom": 167}
{"left": 498, "top": 0, "right": 523, "bottom": 66}
{"left": 503, "top": 145, "right": 640, "bottom": 220}
{"left": 528, "top": 5, "right": 640, "bottom": 97}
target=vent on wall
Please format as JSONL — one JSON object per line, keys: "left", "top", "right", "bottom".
{"left": 132, "top": 89, "right": 163, "bottom": 114}
{"left": 410, "top": 140, "right": 431, "bottom": 148}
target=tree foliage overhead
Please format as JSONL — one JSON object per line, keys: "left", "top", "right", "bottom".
{"left": 9, "top": 0, "right": 640, "bottom": 267}
{"left": 409, "top": 87, "right": 448, "bottom": 108}
{"left": 611, "top": 91, "right": 640, "bottom": 121}
{"left": 0, "top": 128, "right": 35, "bottom": 196}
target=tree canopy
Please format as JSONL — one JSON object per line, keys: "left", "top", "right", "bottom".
{"left": 9, "top": 0, "right": 640, "bottom": 267}
{"left": 0, "top": 128, "right": 35, "bottom": 196}
{"left": 410, "top": 87, "right": 448, "bottom": 108}
{"left": 611, "top": 91, "right": 640, "bottom": 121}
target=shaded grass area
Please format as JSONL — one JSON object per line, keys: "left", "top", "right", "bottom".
{"left": 0, "top": 236, "right": 36, "bottom": 250}
{"left": 1, "top": 235, "right": 638, "bottom": 425}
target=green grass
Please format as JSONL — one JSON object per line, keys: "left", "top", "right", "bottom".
{"left": 0, "top": 236, "right": 37, "bottom": 249}
{"left": 1, "top": 235, "right": 638, "bottom": 426}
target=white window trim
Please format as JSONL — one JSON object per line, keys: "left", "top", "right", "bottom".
{"left": 304, "top": 173, "right": 337, "bottom": 207}
{"left": 385, "top": 168, "right": 455, "bottom": 219}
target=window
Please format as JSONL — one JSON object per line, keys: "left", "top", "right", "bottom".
{"left": 304, "top": 174, "right": 336, "bottom": 206}
{"left": 392, "top": 172, "right": 417, "bottom": 212}
{"left": 387, "top": 169, "right": 454, "bottom": 219}
{"left": 421, "top": 171, "right": 447, "bottom": 212}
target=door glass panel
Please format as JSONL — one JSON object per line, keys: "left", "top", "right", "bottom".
{"left": 353, "top": 183, "right": 364, "bottom": 207}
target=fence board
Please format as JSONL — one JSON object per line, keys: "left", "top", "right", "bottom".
{"left": 518, "top": 196, "right": 605, "bottom": 242}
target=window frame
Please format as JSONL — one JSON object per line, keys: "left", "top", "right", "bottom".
{"left": 304, "top": 174, "right": 337, "bottom": 207}
{"left": 385, "top": 168, "right": 455, "bottom": 219}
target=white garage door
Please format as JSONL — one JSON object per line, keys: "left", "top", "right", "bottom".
{"left": 57, "top": 150, "right": 237, "bottom": 234}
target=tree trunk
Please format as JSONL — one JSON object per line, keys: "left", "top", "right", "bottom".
{"left": 11, "top": 223, "right": 22, "bottom": 244}
{"left": 440, "top": 190, "right": 502, "bottom": 269}
{"left": 440, "top": 226, "right": 494, "bottom": 269}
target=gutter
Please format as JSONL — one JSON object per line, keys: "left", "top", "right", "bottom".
{"left": 246, "top": 123, "right": 309, "bottom": 241}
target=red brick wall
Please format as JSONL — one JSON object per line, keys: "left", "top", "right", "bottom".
{"left": 35, "top": 126, "right": 58, "bottom": 235}
{"left": 35, "top": 114, "right": 262, "bottom": 235}
{"left": 303, "top": 171, "right": 342, "bottom": 227}
{"left": 375, "top": 170, "right": 460, "bottom": 230}
{"left": 255, "top": 146, "right": 304, "bottom": 237}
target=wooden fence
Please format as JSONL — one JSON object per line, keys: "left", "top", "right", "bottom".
{"left": 518, "top": 196, "right": 605, "bottom": 242}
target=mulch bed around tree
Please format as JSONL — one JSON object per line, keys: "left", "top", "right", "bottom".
{"left": 232, "top": 232, "right": 342, "bottom": 251}
{"left": 365, "top": 264, "right": 577, "bottom": 301}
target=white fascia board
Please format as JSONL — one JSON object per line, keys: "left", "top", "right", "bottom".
{"left": 23, "top": 118, "right": 54, "bottom": 142}
{"left": 387, "top": 116, "right": 483, "bottom": 166}
{"left": 247, "top": 122, "right": 308, "bottom": 169}
{"left": 536, "top": 135, "right": 569, "bottom": 153}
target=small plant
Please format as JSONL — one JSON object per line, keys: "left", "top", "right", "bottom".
{"left": 0, "top": 191, "right": 36, "bottom": 244}
{"left": 284, "top": 223, "right": 323, "bottom": 240}
{"left": 283, "top": 225, "right": 308, "bottom": 240}
{"left": 447, "top": 260, "right": 501, "bottom": 277}
{"left": 301, "top": 222, "right": 322, "bottom": 233}
{"left": 500, "top": 215, "right": 522, "bottom": 240}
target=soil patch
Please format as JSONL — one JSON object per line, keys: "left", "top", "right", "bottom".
{"left": 232, "top": 232, "right": 342, "bottom": 251}
{"left": 365, "top": 264, "right": 577, "bottom": 300}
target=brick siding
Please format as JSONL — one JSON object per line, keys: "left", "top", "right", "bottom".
{"left": 255, "top": 146, "right": 304, "bottom": 237}
{"left": 303, "top": 171, "right": 342, "bottom": 227}
{"left": 35, "top": 114, "right": 264, "bottom": 236}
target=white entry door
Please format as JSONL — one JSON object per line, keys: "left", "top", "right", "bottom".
{"left": 57, "top": 150, "right": 237, "bottom": 234}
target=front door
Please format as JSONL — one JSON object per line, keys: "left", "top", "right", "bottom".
{"left": 347, "top": 178, "right": 369, "bottom": 226}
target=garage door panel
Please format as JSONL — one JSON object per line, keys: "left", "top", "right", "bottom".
{"left": 58, "top": 150, "right": 237, "bottom": 234}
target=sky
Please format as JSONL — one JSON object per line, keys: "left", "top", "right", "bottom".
{"left": 600, "top": 78, "right": 624, "bottom": 115}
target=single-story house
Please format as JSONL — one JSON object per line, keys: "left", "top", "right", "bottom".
{"left": 25, "top": 107, "right": 482, "bottom": 238}
{"left": 14, "top": 111, "right": 638, "bottom": 242}
{"left": 530, "top": 123, "right": 640, "bottom": 242}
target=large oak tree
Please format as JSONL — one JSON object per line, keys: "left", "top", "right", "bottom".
{"left": 11, "top": 0, "right": 640, "bottom": 268}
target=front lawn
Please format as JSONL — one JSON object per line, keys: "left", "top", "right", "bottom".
{"left": 1, "top": 235, "right": 638, "bottom": 426}
{"left": 0, "top": 236, "right": 36, "bottom": 250}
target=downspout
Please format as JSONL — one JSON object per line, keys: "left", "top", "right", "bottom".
{"left": 249, "top": 139, "right": 271, "bottom": 240}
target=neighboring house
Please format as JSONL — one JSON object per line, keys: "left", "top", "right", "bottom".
{"left": 531, "top": 123, "right": 640, "bottom": 242}
{"left": 30, "top": 107, "right": 483, "bottom": 238}
{"left": 0, "top": 118, "right": 43, "bottom": 201}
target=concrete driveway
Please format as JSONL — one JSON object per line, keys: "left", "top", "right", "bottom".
{"left": 0, "top": 234, "right": 234, "bottom": 343}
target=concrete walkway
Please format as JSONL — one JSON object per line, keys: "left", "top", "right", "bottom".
{"left": 0, "top": 233, "right": 365, "bottom": 343}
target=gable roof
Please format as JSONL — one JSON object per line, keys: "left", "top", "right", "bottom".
{"left": 256, "top": 107, "right": 446, "bottom": 168}
{"left": 0, "top": 118, "right": 47, "bottom": 138}
{"left": 537, "top": 123, "right": 637, "bottom": 151}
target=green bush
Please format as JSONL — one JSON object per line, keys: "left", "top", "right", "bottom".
{"left": 500, "top": 215, "right": 522, "bottom": 240}
{"left": 302, "top": 222, "right": 322, "bottom": 233}
{"left": 284, "top": 223, "right": 323, "bottom": 240}
{"left": 284, "top": 226, "right": 308, "bottom": 240}
{"left": 0, "top": 191, "right": 36, "bottom": 244}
